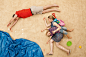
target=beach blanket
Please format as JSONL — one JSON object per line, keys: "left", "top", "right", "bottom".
{"left": 0, "top": 31, "right": 44, "bottom": 57}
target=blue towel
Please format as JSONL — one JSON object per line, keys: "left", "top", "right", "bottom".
{"left": 0, "top": 31, "right": 44, "bottom": 57}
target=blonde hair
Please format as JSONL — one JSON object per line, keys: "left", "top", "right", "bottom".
{"left": 48, "top": 15, "right": 55, "bottom": 20}
{"left": 46, "top": 30, "right": 50, "bottom": 37}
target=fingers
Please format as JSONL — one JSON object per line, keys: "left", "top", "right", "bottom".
{"left": 7, "top": 23, "right": 11, "bottom": 27}
{"left": 41, "top": 30, "right": 43, "bottom": 32}
{"left": 10, "top": 28, "right": 11, "bottom": 31}
{"left": 46, "top": 42, "right": 48, "bottom": 44}
{"left": 43, "top": 17, "right": 46, "bottom": 20}
{"left": 41, "top": 30, "right": 44, "bottom": 32}
{"left": 10, "top": 28, "right": 13, "bottom": 32}
{"left": 7, "top": 24, "right": 10, "bottom": 27}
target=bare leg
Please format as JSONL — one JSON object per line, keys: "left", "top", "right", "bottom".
{"left": 50, "top": 39, "right": 54, "bottom": 54}
{"left": 56, "top": 42, "right": 69, "bottom": 54}
{"left": 62, "top": 31, "right": 72, "bottom": 39}
{"left": 42, "top": 9, "right": 60, "bottom": 14}
{"left": 47, "top": 39, "right": 54, "bottom": 55}
{"left": 66, "top": 34, "right": 72, "bottom": 39}
{"left": 7, "top": 14, "right": 17, "bottom": 27}
{"left": 7, "top": 18, "right": 15, "bottom": 27}
{"left": 10, "top": 17, "right": 19, "bottom": 31}
{"left": 43, "top": 4, "right": 59, "bottom": 10}
{"left": 66, "top": 29, "right": 74, "bottom": 32}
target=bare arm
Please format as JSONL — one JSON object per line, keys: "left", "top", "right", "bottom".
{"left": 43, "top": 18, "right": 51, "bottom": 27}
{"left": 9, "top": 14, "right": 17, "bottom": 24}
{"left": 10, "top": 17, "right": 19, "bottom": 31}
{"left": 44, "top": 20, "right": 51, "bottom": 27}
{"left": 7, "top": 14, "right": 17, "bottom": 27}
{"left": 52, "top": 22, "right": 61, "bottom": 34}
{"left": 41, "top": 28, "right": 49, "bottom": 32}
{"left": 46, "top": 36, "right": 52, "bottom": 44}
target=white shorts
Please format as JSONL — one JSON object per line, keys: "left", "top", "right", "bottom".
{"left": 30, "top": 6, "right": 43, "bottom": 15}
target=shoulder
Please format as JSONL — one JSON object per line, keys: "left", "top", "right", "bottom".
{"left": 53, "top": 22, "right": 58, "bottom": 25}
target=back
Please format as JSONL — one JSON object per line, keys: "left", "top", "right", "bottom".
{"left": 51, "top": 21, "right": 56, "bottom": 27}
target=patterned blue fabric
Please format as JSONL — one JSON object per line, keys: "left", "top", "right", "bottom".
{"left": 0, "top": 31, "right": 44, "bottom": 57}
{"left": 51, "top": 21, "right": 63, "bottom": 42}
{"left": 52, "top": 33, "right": 63, "bottom": 42}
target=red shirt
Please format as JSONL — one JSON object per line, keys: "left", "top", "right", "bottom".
{"left": 15, "top": 8, "right": 32, "bottom": 18}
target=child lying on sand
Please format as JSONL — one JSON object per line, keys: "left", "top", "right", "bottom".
{"left": 7, "top": 4, "right": 60, "bottom": 31}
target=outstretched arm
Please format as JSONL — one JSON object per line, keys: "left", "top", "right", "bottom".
{"left": 7, "top": 14, "right": 17, "bottom": 27}
{"left": 43, "top": 18, "right": 51, "bottom": 27}
{"left": 10, "top": 17, "right": 19, "bottom": 31}
{"left": 46, "top": 36, "right": 52, "bottom": 44}
{"left": 41, "top": 28, "right": 49, "bottom": 32}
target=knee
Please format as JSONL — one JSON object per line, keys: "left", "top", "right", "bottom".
{"left": 50, "top": 39, "right": 54, "bottom": 43}
{"left": 50, "top": 41, "right": 53, "bottom": 43}
{"left": 56, "top": 43, "right": 60, "bottom": 47}
{"left": 63, "top": 31, "right": 68, "bottom": 35}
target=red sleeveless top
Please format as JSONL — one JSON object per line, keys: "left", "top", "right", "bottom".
{"left": 15, "top": 8, "right": 32, "bottom": 18}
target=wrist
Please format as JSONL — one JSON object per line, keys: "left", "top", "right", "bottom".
{"left": 55, "top": 29, "right": 59, "bottom": 32}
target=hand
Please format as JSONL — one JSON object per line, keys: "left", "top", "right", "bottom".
{"left": 52, "top": 31, "right": 55, "bottom": 34}
{"left": 46, "top": 42, "right": 48, "bottom": 44}
{"left": 7, "top": 23, "right": 11, "bottom": 27}
{"left": 41, "top": 30, "right": 44, "bottom": 32}
{"left": 10, "top": 28, "right": 12, "bottom": 31}
{"left": 43, "top": 17, "right": 46, "bottom": 21}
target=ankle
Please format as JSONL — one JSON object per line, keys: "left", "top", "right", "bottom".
{"left": 67, "top": 50, "right": 69, "bottom": 53}
{"left": 50, "top": 52, "right": 53, "bottom": 54}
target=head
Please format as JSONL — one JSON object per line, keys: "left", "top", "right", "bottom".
{"left": 46, "top": 30, "right": 51, "bottom": 37}
{"left": 48, "top": 15, "right": 55, "bottom": 22}
{"left": 12, "top": 14, "right": 19, "bottom": 20}
{"left": 12, "top": 14, "right": 15, "bottom": 17}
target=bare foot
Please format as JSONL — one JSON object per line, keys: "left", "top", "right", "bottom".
{"left": 70, "top": 29, "right": 74, "bottom": 32}
{"left": 54, "top": 9, "right": 60, "bottom": 12}
{"left": 68, "top": 37, "right": 72, "bottom": 39}
{"left": 46, "top": 52, "right": 53, "bottom": 55}
{"left": 67, "top": 50, "right": 71, "bottom": 55}
{"left": 53, "top": 4, "right": 59, "bottom": 7}
{"left": 57, "top": 10, "right": 60, "bottom": 12}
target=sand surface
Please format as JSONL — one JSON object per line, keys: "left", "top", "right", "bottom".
{"left": 0, "top": 0, "right": 86, "bottom": 57}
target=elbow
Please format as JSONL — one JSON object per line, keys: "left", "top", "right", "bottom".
{"left": 46, "top": 25, "right": 49, "bottom": 28}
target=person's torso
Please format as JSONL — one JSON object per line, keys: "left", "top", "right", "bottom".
{"left": 51, "top": 21, "right": 56, "bottom": 27}
{"left": 15, "top": 8, "right": 32, "bottom": 18}
{"left": 50, "top": 21, "right": 60, "bottom": 36}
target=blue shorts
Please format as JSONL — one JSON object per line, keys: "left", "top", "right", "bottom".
{"left": 60, "top": 26, "right": 68, "bottom": 35}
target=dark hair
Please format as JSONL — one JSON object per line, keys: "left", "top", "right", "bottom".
{"left": 12, "top": 14, "right": 15, "bottom": 17}
{"left": 48, "top": 15, "right": 55, "bottom": 20}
